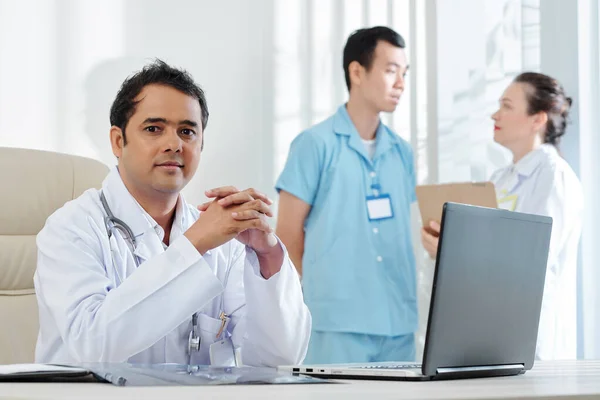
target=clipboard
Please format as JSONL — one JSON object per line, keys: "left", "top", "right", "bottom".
{"left": 0, "top": 364, "right": 99, "bottom": 382}
{"left": 416, "top": 182, "right": 498, "bottom": 229}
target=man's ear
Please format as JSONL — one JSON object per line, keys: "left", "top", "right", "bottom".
{"left": 348, "top": 60, "right": 364, "bottom": 89}
{"left": 110, "top": 126, "right": 125, "bottom": 159}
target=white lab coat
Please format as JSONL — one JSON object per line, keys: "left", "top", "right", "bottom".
{"left": 34, "top": 167, "right": 311, "bottom": 366}
{"left": 490, "top": 144, "right": 583, "bottom": 360}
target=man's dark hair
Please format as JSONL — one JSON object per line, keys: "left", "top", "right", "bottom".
{"left": 109, "top": 59, "right": 209, "bottom": 145}
{"left": 343, "top": 26, "right": 406, "bottom": 91}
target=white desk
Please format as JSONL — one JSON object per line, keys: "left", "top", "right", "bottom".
{"left": 1, "top": 360, "right": 600, "bottom": 400}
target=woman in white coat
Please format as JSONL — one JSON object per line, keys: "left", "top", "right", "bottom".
{"left": 421, "top": 72, "right": 583, "bottom": 360}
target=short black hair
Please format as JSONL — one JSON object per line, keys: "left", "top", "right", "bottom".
{"left": 109, "top": 59, "right": 208, "bottom": 145}
{"left": 343, "top": 26, "right": 406, "bottom": 91}
{"left": 514, "top": 72, "right": 572, "bottom": 146}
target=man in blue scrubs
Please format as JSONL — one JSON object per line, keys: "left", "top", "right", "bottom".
{"left": 275, "top": 26, "right": 417, "bottom": 363}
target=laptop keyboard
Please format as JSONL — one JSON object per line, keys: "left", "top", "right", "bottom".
{"left": 357, "top": 364, "right": 421, "bottom": 370}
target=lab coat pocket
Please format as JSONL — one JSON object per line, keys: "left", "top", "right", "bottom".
{"left": 196, "top": 312, "right": 225, "bottom": 352}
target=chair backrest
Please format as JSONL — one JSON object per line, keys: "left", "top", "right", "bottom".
{"left": 0, "top": 147, "right": 109, "bottom": 364}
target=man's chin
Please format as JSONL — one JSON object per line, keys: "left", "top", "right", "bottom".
{"left": 381, "top": 103, "right": 399, "bottom": 113}
{"left": 152, "top": 179, "right": 186, "bottom": 195}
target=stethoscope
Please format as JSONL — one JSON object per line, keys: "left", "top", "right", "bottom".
{"left": 100, "top": 191, "right": 202, "bottom": 365}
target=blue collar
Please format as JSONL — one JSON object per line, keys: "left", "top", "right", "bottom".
{"left": 332, "top": 104, "right": 398, "bottom": 163}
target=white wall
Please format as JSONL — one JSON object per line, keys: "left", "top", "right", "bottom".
{"left": 0, "top": 0, "right": 275, "bottom": 206}
{"left": 545, "top": 0, "right": 600, "bottom": 360}
{"left": 434, "top": 0, "right": 539, "bottom": 184}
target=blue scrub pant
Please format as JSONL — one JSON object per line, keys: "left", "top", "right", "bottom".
{"left": 304, "top": 330, "right": 415, "bottom": 364}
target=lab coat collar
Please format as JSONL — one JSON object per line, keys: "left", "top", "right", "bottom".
{"left": 514, "top": 144, "right": 556, "bottom": 177}
{"left": 332, "top": 104, "right": 397, "bottom": 164}
{"left": 101, "top": 167, "right": 197, "bottom": 261}
{"left": 132, "top": 192, "right": 192, "bottom": 263}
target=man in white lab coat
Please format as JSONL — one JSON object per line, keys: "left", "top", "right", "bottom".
{"left": 34, "top": 59, "right": 311, "bottom": 366}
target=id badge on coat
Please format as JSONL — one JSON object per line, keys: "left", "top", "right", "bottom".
{"left": 497, "top": 189, "right": 518, "bottom": 211}
{"left": 366, "top": 194, "right": 394, "bottom": 221}
{"left": 209, "top": 337, "right": 237, "bottom": 366}
{"left": 498, "top": 195, "right": 518, "bottom": 211}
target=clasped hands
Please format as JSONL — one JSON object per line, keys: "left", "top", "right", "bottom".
{"left": 184, "top": 186, "right": 282, "bottom": 279}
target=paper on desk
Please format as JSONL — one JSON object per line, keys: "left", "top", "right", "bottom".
{"left": 0, "top": 364, "right": 88, "bottom": 375}
{"left": 83, "top": 363, "right": 333, "bottom": 386}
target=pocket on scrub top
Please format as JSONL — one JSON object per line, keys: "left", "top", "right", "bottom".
{"left": 305, "top": 233, "right": 354, "bottom": 301}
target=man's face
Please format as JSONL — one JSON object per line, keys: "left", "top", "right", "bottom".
{"left": 354, "top": 41, "right": 408, "bottom": 113}
{"left": 110, "top": 84, "right": 203, "bottom": 196}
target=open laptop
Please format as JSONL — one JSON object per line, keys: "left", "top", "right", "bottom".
{"left": 279, "top": 202, "right": 553, "bottom": 381}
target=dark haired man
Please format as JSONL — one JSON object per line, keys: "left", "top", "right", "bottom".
{"left": 276, "top": 26, "right": 416, "bottom": 363}
{"left": 35, "top": 60, "right": 311, "bottom": 366}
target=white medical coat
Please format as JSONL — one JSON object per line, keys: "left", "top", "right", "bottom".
{"left": 491, "top": 144, "right": 583, "bottom": 360}
{"left": 34, "top": 167, "right": 311, "bottom": 366}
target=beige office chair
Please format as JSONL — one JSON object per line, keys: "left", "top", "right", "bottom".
{"left": 0, "top": 147, "right": 109, "bottom": 364}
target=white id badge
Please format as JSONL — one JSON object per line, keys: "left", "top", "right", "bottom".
{"left": 366, "top": 194, "right": 394, "bottom": 221}
{"left": 209, "top": 337, "right": 236, "bottom": 366}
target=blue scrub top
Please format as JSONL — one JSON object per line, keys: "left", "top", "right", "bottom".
{"left": 276, "top": 105, "right": 417, "bottom": 336}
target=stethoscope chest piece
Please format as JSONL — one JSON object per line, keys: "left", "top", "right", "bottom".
{"left": 188, "top": 330, "right": 201, "bottom": 354}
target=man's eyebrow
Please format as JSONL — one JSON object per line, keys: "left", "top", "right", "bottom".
{"left": 387, "top": 62, "right": 409, "bottom": 70}
{"left": 141, "top": 117, "right": 168, "bottom": 124}
{"left": 141, "top": 118, "right": 199, "bottom": 127}
{"left": 179, "top": 119, "right": 198, "bottom": 127}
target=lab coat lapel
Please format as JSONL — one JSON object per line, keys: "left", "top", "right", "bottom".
{"left": 103, "top": 166, "right": 198, "bottom": 265}
{"left": 502, "top": 171, "right": 521, "bottom": 194}
{"left": 133, "top": 228, "right": 165, "bottom": 264}
{"left": 501, "top": 147, "right": 546, "bottom": 195}
{"left": 102, "top": 167, "right": 155, "bottom": 239}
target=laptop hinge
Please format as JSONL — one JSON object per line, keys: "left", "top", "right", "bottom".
{"left": 437, "top": 363, "right": 525, "bottom": 376}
